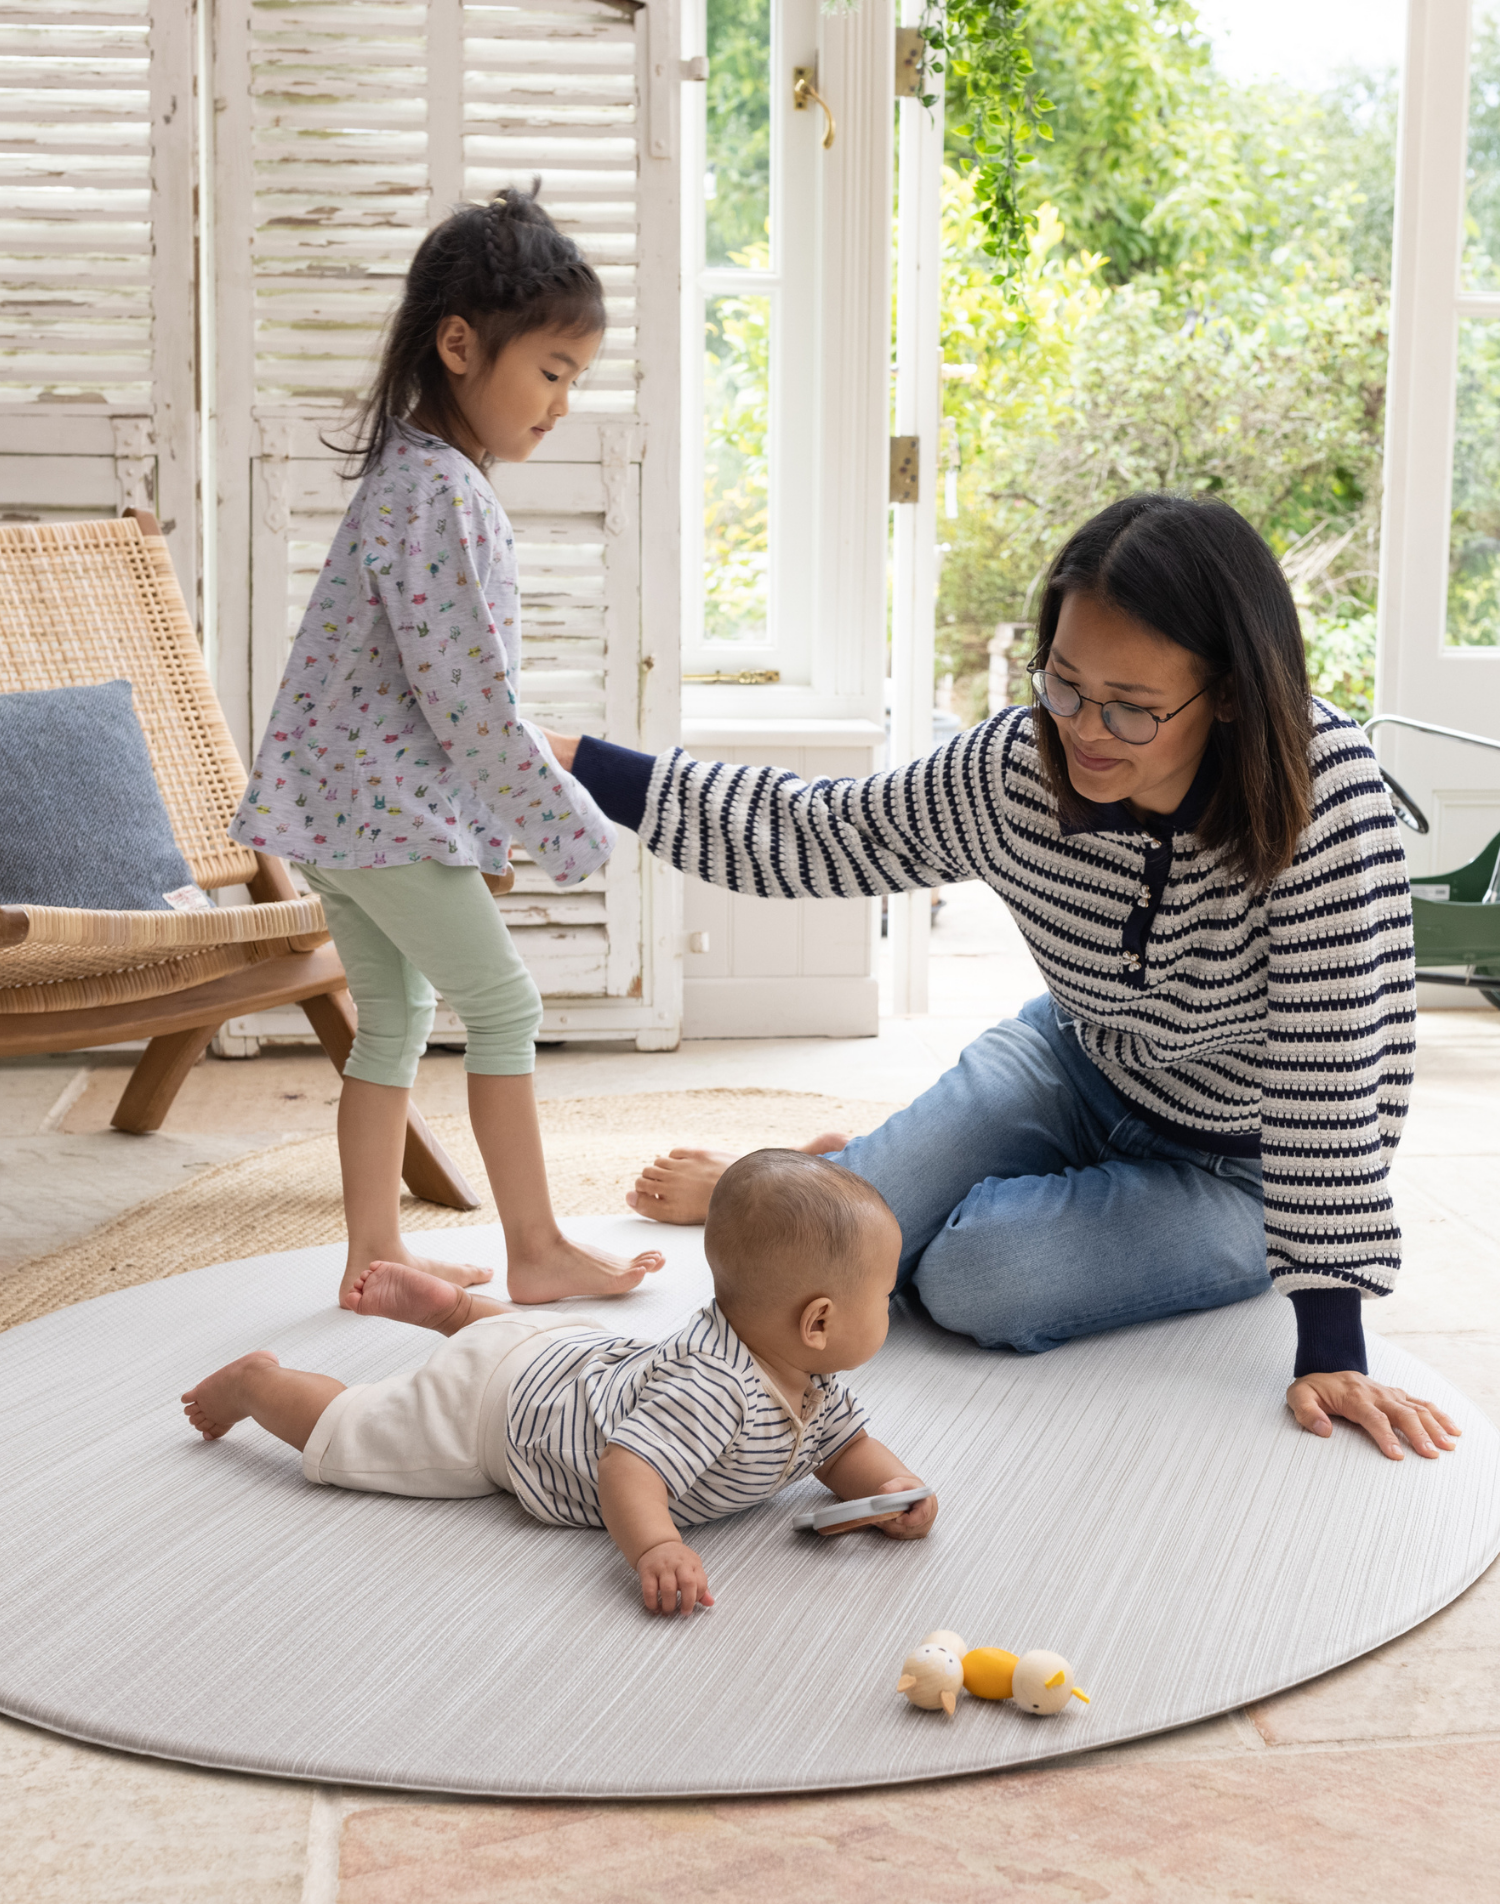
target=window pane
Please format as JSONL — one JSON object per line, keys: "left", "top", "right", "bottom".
{"left": 703, "top": 290, "right": 770, "bottom": 644}
{"left": 705, "top": 0, "right": 771, "bottom": 267}
{"left": 1447, "top": 316, "right": 1500, "bottom": 646}
{"left": 1466, "top": 5, "right": 1500, "bottom": 291}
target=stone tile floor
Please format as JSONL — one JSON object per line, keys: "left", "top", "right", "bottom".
{"left": 2, "top": 882, "right": 1498, "bottom": 1902}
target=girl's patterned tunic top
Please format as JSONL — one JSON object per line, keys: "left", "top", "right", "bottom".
{"left": 229, "top": 424, "right": 614, "bottom": 886}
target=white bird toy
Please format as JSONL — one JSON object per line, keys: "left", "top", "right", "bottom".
{"left": 895, "top": 1630, "right": 968, "bottom": 1716}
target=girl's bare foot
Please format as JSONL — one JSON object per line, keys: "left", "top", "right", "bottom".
{"left": 338, "top": 1247, "right": 493, "bottom": 1303}
{"left": 625, "top": 1132, "right": 852, "bottom": 1225}
{"left": 343, "top": 1260, "right": 481, "bottom": 1329}
{"left": 507, "top": 1237, "right": 665, "bottom": 1305}
{"left": 181, "top": 1350, "right": 280, "bottom": 1440}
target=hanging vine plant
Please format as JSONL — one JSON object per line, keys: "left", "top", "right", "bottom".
{"left": 829, "top": 1, "right": 1052, "bottom": 298}
{"left": 917, "top": 1, "right": 1052, "bottom": 297}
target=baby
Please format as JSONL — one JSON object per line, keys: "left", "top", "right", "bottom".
{"left": 181, "top": 1150, "right": 938, "bottom": 1614}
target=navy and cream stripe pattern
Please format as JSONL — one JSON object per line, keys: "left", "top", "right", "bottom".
{"left": 638, "top": 702, "right": 1416, "bottom": 1300}
{"left": 503, "top": 1299, "right": 868, "bottom": 1528}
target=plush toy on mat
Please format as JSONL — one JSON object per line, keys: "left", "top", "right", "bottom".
{"left": 896, "top": 1631, "right": 1090, "bottom": 1716}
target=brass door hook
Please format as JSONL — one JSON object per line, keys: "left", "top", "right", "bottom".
{"left": 792, "top": 66, "right": 836, "bottom": 150}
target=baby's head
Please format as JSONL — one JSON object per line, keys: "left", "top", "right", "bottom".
{"left": 704, "top": 1150, "right": 900, "bottom": 1374}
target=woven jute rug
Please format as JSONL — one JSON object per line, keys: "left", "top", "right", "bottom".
{"left": 0, "top": 1089, "right": 901, "bottom": 1332}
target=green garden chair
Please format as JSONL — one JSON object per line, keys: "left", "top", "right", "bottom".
{"left": 1366, "top": 715, "right": 1500, "bottom": 1009}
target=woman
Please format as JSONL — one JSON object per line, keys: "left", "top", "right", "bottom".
{"left": 546, "top": 494, "right": 1459, "bottom": 1462}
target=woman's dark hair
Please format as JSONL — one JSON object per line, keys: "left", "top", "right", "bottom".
{"left": 340, "top": 182, "right": 606, "bottom": 475}
{"left": 1030, "top": 493, "right": 1313, "bottom": 892}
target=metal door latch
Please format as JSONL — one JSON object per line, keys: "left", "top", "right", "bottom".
{"left": 793, "top": 65, "right": 836, "bottom": 149}
{"left": 681, "top": 669, "right": 783, "bottom": 686}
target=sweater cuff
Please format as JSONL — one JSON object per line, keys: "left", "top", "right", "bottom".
{"left": 572, "top": 733, "right": 656, "bottom": 832}
{"left": 1289, "top": 1288, "right": 1368, "bottom": 1379}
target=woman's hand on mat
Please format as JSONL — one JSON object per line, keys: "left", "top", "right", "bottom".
{"left": 540, "top": 728, "right": 580, "bottom": 771}
{"left": 634, "top": 1540, "right": 714, "bottom": 1617}
{"left": 1287, "top": 1372, "right": 1462, "bottom": 1461}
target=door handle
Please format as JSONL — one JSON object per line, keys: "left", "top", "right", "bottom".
{"left": 793, "top": 66, "right": 836, "bottom": 150}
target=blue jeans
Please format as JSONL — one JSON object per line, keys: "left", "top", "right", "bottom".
{"left": 836, "top": 995, "right": 1270, "bottom": 1353}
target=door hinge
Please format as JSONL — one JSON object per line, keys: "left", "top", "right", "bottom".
{"left": 890, "top": 436, "right": 919, "bottom": 504}
{"left": 895, "top": 27, "right": 924, "bottom": 98}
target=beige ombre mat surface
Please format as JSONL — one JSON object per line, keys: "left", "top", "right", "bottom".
{"left": 0, "top": 1090, "right": 898, "bottom": 1331}
{"left": 1, "top": 1214, "right": 1498, "bottom": 1799}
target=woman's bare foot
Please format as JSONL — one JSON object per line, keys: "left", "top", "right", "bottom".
{"left": 343, "top": 1260, "right": 483, "bottom": 1329}
{"left": 625, "top": 1132, "right": 852, "bottom": 1225}
{"left": 507, "top": 1237, "right": 666, "bottom": 1305}
{"left": 181, "top": 1350, "right": 280, "bottom": 1440}
{"left": 338, "top": 1246, "right": 493, "bottom": 1303}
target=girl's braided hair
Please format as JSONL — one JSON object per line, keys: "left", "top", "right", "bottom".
{"left": 341, "top": 181, "right": 606, "bottom": 475}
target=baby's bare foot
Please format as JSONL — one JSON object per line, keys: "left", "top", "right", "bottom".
{"left": 507, "top": 1237, "right": 665, "bottom": 1304}
{"left": 343, "top": 1261, "right": 476, "bottom": 1329}
{"left": 625, "top": 1132, "right": 851, "bottom": 1225}
{"left": 338, "top": 1248, "right": 493, "bottom": 1302}
{"left": 181, "top": 1350, "right": 279, "bottom": 1440}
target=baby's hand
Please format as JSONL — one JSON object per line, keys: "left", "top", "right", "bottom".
{"left": 873, "top": 1474, "right": 938, "bottom": 1542}
{"left": 635, "top": 1540, "right": 714, "bottom": 1617}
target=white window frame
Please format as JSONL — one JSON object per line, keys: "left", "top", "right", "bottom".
{"left": 1378, "top": 0, "right": 1500, "bottom": 883}
{"left": 679, "top": 0, "right": 893, "bottom": 727}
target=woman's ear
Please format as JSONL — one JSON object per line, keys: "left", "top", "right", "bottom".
{"left": 799, "top": 1297, "right": 833, "bottom": 1351}
{"left": 1212, "top": 678, "right": 1237, "bottom": 723}
{"left": 433, "top": 315, "right": 477, "bottom": 378}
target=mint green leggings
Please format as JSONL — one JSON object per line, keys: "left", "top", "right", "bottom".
{"left": 301, "top": 862, "right": 542, "bottom": 1088}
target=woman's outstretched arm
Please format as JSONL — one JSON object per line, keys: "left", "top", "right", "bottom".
{"left": 542, "top": 717, "right": 1032, "bottom": 901}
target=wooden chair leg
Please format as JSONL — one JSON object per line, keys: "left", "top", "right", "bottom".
{"left": 112, "top": 1024, "right": 218, "bottom": 1133}
{"left": 400, "top": 1101, "right": 482, "bottom": 1210}
{"left": 299, "top": 985, "right": 356, "bottom": 1073}
{"left": 298, "top": 988, "right": 481, "bottom": 1212}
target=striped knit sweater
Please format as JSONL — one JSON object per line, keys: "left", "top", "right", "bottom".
{"left": 574, "top": 701, "right": 1416, "bottom": 1370}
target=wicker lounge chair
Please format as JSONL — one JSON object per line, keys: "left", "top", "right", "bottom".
{"left": 0, "top": 511, "right": 479, "bottom": 1208}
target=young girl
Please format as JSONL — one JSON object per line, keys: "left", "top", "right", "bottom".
{"left": 231, "top": 187, "right": 660, "bottom": 1305}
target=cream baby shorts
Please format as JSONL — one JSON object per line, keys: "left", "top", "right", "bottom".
{"left": 302, "top": 1309, "right": 600, "bottom": 1499}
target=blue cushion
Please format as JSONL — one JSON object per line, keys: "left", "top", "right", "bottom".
{"left": 0, "top": 681, "right": 198, "bottom": 911}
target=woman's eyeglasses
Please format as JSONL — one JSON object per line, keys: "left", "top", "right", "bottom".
{"left": 1027, "top": 661, "right": 1212, "bottom": 747}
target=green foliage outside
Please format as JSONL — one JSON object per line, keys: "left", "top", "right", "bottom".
{"left": 700, "top": 0, "right": 771, "bottom": 641}
{"left": 703, "top": 264, "right": 771, "bottom": 643}
{"left": 1449, "top": 318, "right": 1500, "bottom": 649}
{"left": 917, "top": 0, "right": 1054, "bottom": 294}
{"left": 937, "top": 0, "right": 1404, "bottom": 723}
{"left": 703, "top": 0, "right": 770, "bottom": 267}
{"left": 695, "top": 0, "right": 1499, "bottom": 694}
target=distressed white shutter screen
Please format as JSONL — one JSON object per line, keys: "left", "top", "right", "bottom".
{"left": 0, "top": 0, "right": 198, "bottom": 608}
{"left": 212, "top": 0, "right": 681, "bottom": 1044}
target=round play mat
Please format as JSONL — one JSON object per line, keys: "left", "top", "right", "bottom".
{"left": 0, "top": 1217, "right": 1495, "bottom": 1798}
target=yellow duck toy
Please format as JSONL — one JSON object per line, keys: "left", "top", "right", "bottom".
{"left": 896, "top": 1631, "right": 1090, "bottom": 1717}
